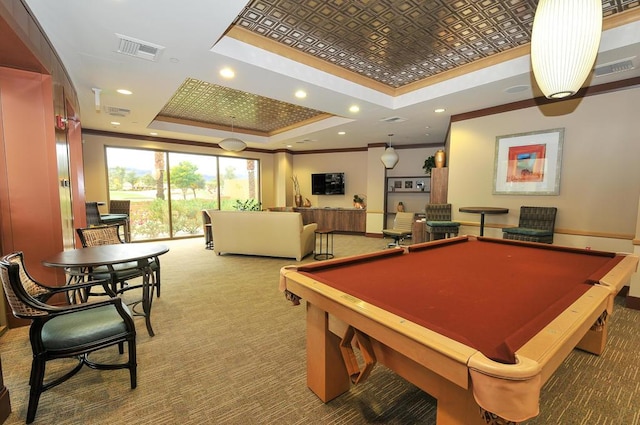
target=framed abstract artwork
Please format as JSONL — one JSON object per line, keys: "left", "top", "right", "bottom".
{"left": 493, "top": 128, "right": 564, "bottom": 195}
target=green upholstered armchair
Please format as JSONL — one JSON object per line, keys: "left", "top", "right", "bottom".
{"left": 502, "top": 206, "right": 557, "bottom": 244}
{"left": 0, "top": 252, "right": 137, "bottom": 424}
{"left": 425, "top": 203, "right": 460, "bottom": 241}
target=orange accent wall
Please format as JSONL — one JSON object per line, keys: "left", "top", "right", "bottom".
{"left": 0, "top": 67, "right": 65, "bottom": 285}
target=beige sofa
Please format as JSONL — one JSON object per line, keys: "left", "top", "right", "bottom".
{"left": 208, "top": 210, "right": 317, "bottom": 261}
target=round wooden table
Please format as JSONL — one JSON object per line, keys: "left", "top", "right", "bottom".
{"left": 458, "top": 206, "right": 509, "bottom": 236}
{"left": 43, "top": 243, "right": 169, "bottom": 336}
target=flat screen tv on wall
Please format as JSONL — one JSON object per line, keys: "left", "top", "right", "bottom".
{"left": 311, "top": 173, "right": 345, "bottom": 195}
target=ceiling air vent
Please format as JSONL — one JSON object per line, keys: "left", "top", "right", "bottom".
{"left": 115, "top": 33, "right": 164, "bottom": 61}
{"left": 380, "top": 116, "right": 408, "bottom": 123}
{"left": 594, "top": 57, "right": 636, "bottom": 77}
{"left": 103, "top": 106, "right": 131, "bottom": 117}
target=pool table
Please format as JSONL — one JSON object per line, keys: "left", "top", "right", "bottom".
{"left": 279, "top": 236, "right": 638, "bottom": 425}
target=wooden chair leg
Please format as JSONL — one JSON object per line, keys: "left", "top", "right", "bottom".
{"left": 27, "top": 357, "right": 46, "bottom": 424}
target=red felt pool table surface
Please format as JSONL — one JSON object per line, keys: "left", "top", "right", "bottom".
{"left": 297, "top": 236, "right": 623, "bottom": 364}
{"left": 281, "top": 236, "right": 639, "bottom": 424}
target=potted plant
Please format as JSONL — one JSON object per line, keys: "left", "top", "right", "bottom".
{"left": 422, "top": 155, "right": 436, "bottom": 176}
{"left": 233, "top": 199, "right": 262, "bottom": 211}
{"left": 292, "top": 175, "right": 302, "bottom": 207}
{"left": 353, "top": 194, "right": 366, "bottom": 209}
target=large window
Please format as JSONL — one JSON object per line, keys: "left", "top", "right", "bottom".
{"left": 106, "top": 147, "right": 260, "bottom": 241}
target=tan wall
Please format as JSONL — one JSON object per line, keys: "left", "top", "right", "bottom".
{"left": 449, "top": 86, "right": 640, "bottom": 253}
{"left": 82, "top": 133, "right": 276, "bottom": 208}
{"left": 291, "top": 151, "right": 368, "bottom": 209}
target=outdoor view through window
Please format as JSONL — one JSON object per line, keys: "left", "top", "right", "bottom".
{"left": 106, "top": 147, "right": 260, "bottom": 241}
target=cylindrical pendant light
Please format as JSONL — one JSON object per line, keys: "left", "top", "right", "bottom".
{"left": 380, "top": 133, "right": 399, "bottom": 169}
{"left": 530, "top": 0, "right": 602, "bottom": 99}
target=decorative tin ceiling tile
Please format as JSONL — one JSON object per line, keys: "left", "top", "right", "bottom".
{"left": 159, "top": 1, "right": 638, "bottom": 136}
{"left": 158, "top": 78, "right": 329, "bottom": 134}
{"left": 235, "top": 0, "right": 638, "bottom": 88}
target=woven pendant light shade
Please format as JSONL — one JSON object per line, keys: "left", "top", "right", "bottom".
{"left": 531, "top": 0, "right": 602, "bottom": 99}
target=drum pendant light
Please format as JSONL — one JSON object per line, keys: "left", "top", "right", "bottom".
{"left": 380, "top": 133, "right": 399, "bottom": 169}
{"left": 218, "top": 117, "right": 247, "bottom": 152}
{"left": 530, "top": 0, "right": 602, "bottom": 99}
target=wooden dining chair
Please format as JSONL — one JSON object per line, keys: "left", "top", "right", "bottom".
{"left": 0, "top": 251, "right": 137, "bottom": 424}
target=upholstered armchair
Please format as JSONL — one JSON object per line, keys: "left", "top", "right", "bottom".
{"left": 425, "top": 203, "right": 460, "bottom": 241}
{"left": 0, "top": 252, "right": 137, "bottom": 424}
{"left": 502, "top": 206, "right": 557, "bottom": 244}
{"left": 382, "top": 212, "right": 415, "bottom": 247}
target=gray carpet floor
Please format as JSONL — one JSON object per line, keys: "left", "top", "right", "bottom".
{"left": 1, "top": 235, "right": 639, "bottom": 424}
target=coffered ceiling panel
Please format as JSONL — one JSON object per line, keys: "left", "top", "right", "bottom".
{"left": 21, "top": 0, "right": 640, "bottom": 150}
{"left": 235, "top": 0, "right": 639, "bottom": 89}
{"left": 158, "top": 78, "right": 330, "bottom": 134}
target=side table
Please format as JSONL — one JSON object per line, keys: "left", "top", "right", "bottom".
{"left": 314, "top": 229, "right": 335, "bottom": 260}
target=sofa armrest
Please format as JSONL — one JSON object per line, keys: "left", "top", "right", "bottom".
{"left": 299, "top": 222, "right": 318, "bottom": 261}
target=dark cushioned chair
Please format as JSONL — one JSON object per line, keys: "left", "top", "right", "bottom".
{"left": 202, "top": 210, "right": 213, "bottom": 250}
{"left": 502, "top": 206, "right": 557, "bottom": 244}
{"left": 85, "top": 201, "right": 131, "bottom": 242}
{"left": 382, "top": 212, "right": 415, "bottom": 247}
{"left": 76, "top": 224, "right": 162, "bottom": 298}
{"left": 0, "top": 252, "right": 137, "bottom": 424}
{"left": 425, "top": 203, "right": 460, "bottom": 241}
{"left": 108, "top": 200, "right": 131, "bottom": 242}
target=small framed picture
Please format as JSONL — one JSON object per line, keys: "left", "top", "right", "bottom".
{"left": 404, "top": 180, "right": 413, "bottom": 189}
{"left": 394, "top": 180, "right": 402, "bottom": 189}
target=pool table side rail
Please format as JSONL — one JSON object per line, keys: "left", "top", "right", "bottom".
{"left": 596, "top": 254, "right": 639, "bottom": 311}
{"left": 282, "top": 270, "right": 476, "bottom": 390}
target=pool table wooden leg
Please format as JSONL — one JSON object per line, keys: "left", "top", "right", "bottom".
{"left": 306, "top": 303, "right": 351, "bottom": 402}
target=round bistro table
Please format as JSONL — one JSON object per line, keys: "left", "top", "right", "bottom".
{"left": 458, "top": 206, "right": 509, "bottom": 236}
{"left": 43, "top": 243, "right": 169, "bottom": 337}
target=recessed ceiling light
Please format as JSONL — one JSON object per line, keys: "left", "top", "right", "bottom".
{"left": 349, "top": 105, "right": 360, "bottom": 113}
{"left": 295, "top": 90, "right": 307, "bottom": 99}
{"left": 338, "top": 131, "right": 346, "bottom": 135}
{"left": 150, "top": 132, "right": 158, "bottom": 136}
{"left": 504, "top": 84, "right": 530, "bottom": 94}
{"left": 434, "top": 108, "right": 446, "bottom": 113}
{"left": 286, "top": 144, "right": 293, "bottom": 148}
{"left": 425, "top": 126, "right": 430, "bottom": 129}
{"left": 117, "top": 89, "right": 132, "bottom": 95}
{"left": 110, "top": 121, "right": 120, "bottom": 126}
{"left": 220, "top": 67, "right": 235, "bottom": 78}
{"left": 425, "top": 133, "right": 430, "bottom": 137}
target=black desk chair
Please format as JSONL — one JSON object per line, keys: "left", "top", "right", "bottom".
{"left": 502, "top": 206, "right": 557, "bottom": 244}
{"left": 0, "top": 252, "right": 137, "bottom": 424}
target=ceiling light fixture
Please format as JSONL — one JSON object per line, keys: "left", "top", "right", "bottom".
{"left": 380, "top": 133, "right": 399, "bottom": 169}
{"left": 295, "top": 90, "right": 307, "bottom": 99}
{"left": 117, "top": 89, "right": 132, "bottom": 95}
{"left": 218, "top": 117, "right": 246, "bottom": 152}
{"left": 531, "top": 0, "right": 602, "bottom": 99}
{"left": 220, "top": 67, "right": 235, "bottom": 79}
{"left": 92, "top": 87, "right": 102, "bottom": 112}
